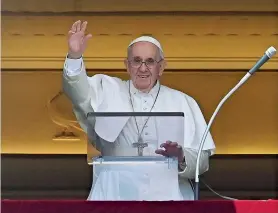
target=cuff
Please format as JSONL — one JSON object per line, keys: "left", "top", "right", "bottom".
{"left": 178, "top": 157, "right": 187, "bottom": 171}
{"left": 64, "top": 55, "right": 83, "bottom": 76}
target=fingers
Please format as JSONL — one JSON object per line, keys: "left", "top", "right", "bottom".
{"left": 68, "top": 30, "right": 75, "bottom": 36}
{"left": 81, "top": 21, "right": 88, "bottom": 32}
{"left": 158, "top": 141, "right": 182, "bottom": 153}
{"left": 84, "top": 33, "right": 93, "bottom": 42}
{"left": 77, "top": 21, "right": 81, "bottom": 31}
{"left": 71, "top": 20, "right": 87, "bottom": 33}
{"left": 156, "top": 141, "right": 184, "bottom": 161}
{"left": 69, "top": 20, "right": 92, "bottom": 41}
{"left": 71, "top": 20, "right": 79, "bottom": 33}
{"left": 160, "top": 141, "right": 178, "bottom": 148}
{"left": 155, "top": 147, "right": 183, "bottom": 160}
{"left": 155, "top": 148, "right": 182, "bottom": 157}
{"left": 155, "top": 149, "right": 169, "bottom": 157}
{"left": 82, "top": 34, "right": 92, "bottom": 48}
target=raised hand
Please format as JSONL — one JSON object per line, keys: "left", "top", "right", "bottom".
{"left": 155, "top": 141, "right": 184, "bottom": 162}
{"left": 68, "top": 20, "right": 92, "bottom": 59}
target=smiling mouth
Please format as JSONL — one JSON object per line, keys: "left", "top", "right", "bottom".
{"left": 138, "top": 75, "right": 150, "bottom": 79}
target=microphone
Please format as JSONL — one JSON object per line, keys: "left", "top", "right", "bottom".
{"left": 249, "top": 46, "right": 277, "bottom": 75}
{"left": 194, "top": 46, "right": 277, "bottom": 201}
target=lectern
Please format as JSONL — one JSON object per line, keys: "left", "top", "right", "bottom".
{"left": 86, "top": 112, "right": 185, "bottom": 201}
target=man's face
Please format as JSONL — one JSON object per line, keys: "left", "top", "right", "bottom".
{"left": 125, "top": 41, "right": 165, "bottom": 92}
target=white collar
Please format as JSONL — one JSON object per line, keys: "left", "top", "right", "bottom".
{"left": 128, "top": 80, "right": 160, "bottom": 97}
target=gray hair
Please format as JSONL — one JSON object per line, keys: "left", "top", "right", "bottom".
{"left": 127, "top": 45, "right": 164, "bottom": 60}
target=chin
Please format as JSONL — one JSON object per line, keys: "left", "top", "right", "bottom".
{"left": 134, "top": 77, "right": 154, "bottom": 90}
{"left": 136, "top": 82, "right": 153, "bottom": 91}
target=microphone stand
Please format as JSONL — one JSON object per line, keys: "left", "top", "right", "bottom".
{"left": 194, "top": 72, "right": 251, "bottom": 200}
{"left": 194, "top": 46, "right": 277, "bottom": 200}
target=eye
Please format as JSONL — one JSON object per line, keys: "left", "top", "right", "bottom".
{"left": 133, "top": 57, "right": 142, "bottom": 63}
{"left": 146, "top": 58, "right": 155, "bottom": 64}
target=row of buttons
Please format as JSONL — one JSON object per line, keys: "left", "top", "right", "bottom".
{"left": 142, "top": 98, "right": 152, "bottom": 137}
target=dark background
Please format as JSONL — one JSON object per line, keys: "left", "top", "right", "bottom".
{"left": 1, "top": 154, "right": 277, "bottom": 200}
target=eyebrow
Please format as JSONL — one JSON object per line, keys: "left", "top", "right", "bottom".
{"left": 132, "top": 56, "right": 155, "bottom": 60}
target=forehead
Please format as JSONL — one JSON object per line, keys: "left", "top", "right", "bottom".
{"left": 129, "top": 41, "right": 159, "bottom": 58}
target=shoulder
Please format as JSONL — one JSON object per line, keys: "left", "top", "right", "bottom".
{"left": 160, "top": 85, "right": 206, "bottom": 119}
{"left": 161, "top": 84, "right": 201, "bottom": 107}
{"left": 87, "top": 74, "right": 126, "bottom": 88}
{"left": 87, "top": 74, "right": 123, "bottom": 83}
{"left": 161, "top": 84, "right": 195, "bottom": 101}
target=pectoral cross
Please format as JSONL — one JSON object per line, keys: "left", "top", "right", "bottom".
{"left": 132, "top": 137, "right": 148, "bottom": 156}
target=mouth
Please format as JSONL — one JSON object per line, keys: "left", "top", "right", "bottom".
{"left": 137, "top": 75, "right": 150, "bottom": 79}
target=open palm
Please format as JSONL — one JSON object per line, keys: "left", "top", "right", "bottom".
{"left": 68, "top": 20, "right": 92, "bottom": 59}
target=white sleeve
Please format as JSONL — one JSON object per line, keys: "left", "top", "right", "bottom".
{"left": 62, "top": 56, "right": 97, "bottom": 133}
{"left": 178, "top": 95, "right": 215, "bottom": 179}
{"left": 185, "top": 95, "right": 216, "bottom": 153}
{"left": 178, "top": 148, "right": 210, "bottom": 179}
{"left": 64, "top": 56, "right": 83, "bottom": 76}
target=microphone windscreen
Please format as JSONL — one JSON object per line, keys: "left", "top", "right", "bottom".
{"left": 265, "top": 46, "right": 276, "bottom": 58}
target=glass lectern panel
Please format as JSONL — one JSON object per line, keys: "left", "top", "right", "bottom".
{"left": 86, "top": 112, "right": 184, "bottom": 201}
{"left": 86, "top": 112, "right": 184, "bottom": 164}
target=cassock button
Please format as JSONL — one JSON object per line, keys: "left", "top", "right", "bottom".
{"left": 143, "top": 107, "right": 147, "bottom": 110}
{"left": 145, "top": 132, "right": 148, "bottom": 135}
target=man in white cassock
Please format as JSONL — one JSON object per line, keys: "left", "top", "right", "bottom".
{"left": 62, "top": 20, "right": 216, "bottom": 201}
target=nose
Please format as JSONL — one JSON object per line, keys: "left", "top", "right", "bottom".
{"left": 139, "top": 62, "right": 148, "bottom": 72}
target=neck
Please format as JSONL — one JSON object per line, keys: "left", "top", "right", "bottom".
{"left": 132, "top": 81, "right": 158, "bottom": 93}
{"left": 140, "top": 87, "right": 152, "bottom": 93}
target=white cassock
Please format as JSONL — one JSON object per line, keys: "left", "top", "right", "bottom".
{"left": 62, "top": 57, "right": 216, "bottom": 201}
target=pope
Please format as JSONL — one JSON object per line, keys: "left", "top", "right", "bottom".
{"left": 62, "top": 20, "right": 216, "bottom": 201}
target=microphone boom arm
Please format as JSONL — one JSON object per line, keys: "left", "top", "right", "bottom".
{"left": 194, "top": 46, "right": 276, "bottom": 200}
{"left": 194, "top": 72, "right": 251, "bottom": 200}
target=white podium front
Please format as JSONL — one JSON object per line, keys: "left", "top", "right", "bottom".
{"left": 88, "top": 156, "right": 183, "bottom": 201}
{"left": 86, "top": 112, "right": 185, "bottom": 201}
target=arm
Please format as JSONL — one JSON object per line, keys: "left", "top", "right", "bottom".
{"left": 155, "top": 141, "right": 211, "bottom": 179}
{"left": 63, "top": 57, "right": 89, "bottom": 101}
{"left": 178, "top": 148, "right": 210, "bottom": 179}
{"left": 155, "top": 93, "right": 215, "bottom": 179}
{"left": 63, "top": 20, "right": 93, "bottom": 110}
{"left": 63, "top": 56, "right": 95, "bottom": 112}
{"left": 178, "top": 95, "right": 216, "bottom": 179}
{"left": 62, "top": 56, "right": 95, "bottom": 132}
{"left": 63, "top": 55, "right": 108, "bottom": 134}
{"left": 62, "top": 20, "right": 99, "bottom": 132}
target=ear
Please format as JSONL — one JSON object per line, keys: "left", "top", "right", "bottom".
{"left": 159, "top": 60, "right": 167, "bottom": 76}
{"left": 124, "top": 59, "right": 131, "bottom": 74}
